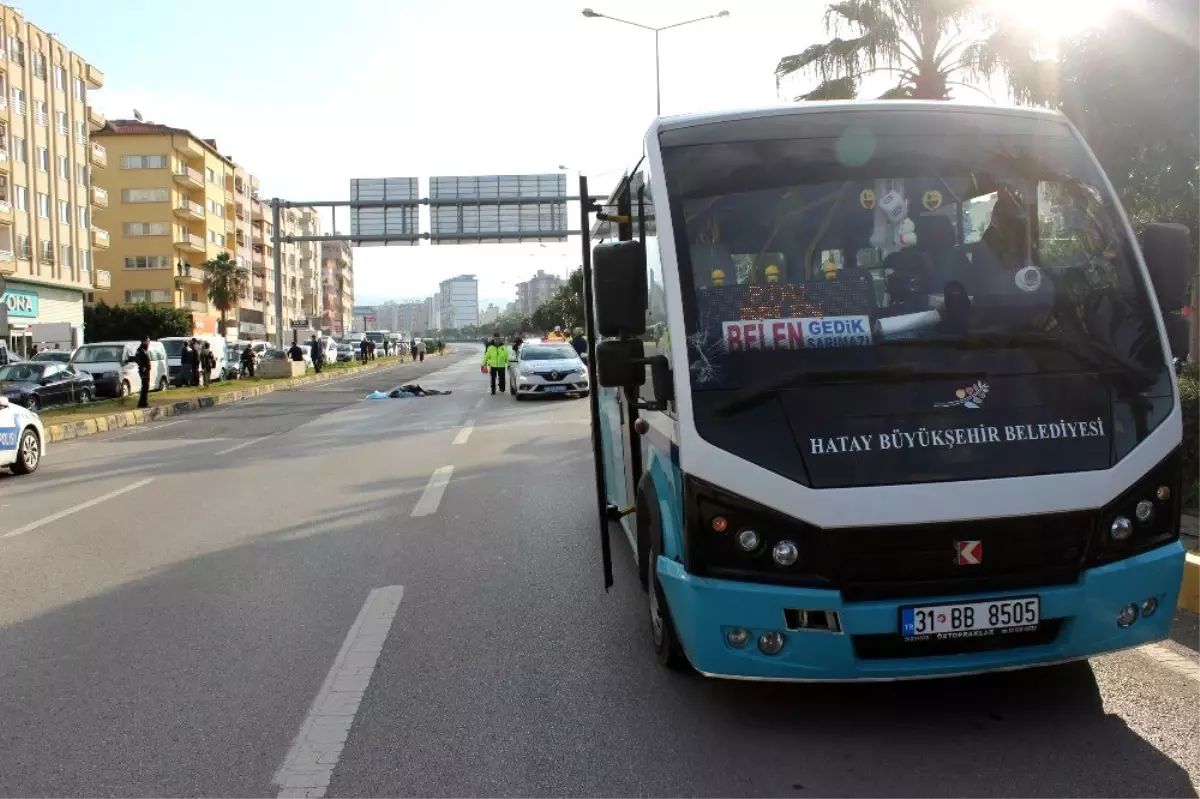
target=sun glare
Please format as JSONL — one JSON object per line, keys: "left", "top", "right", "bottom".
{"left": 989, "top": 0, "right": 1125, "bottom": 37}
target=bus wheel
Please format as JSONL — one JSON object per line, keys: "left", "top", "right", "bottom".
{"left": 647, "top": 545, "right": 689, "bottom": 671}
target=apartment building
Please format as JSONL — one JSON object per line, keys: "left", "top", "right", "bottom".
{"left": 515, "top": 269, "right": 563, "bottom": 315}
{"left": 0, "top": 7, "right": 105, "bottom": 355}
{"left": 319, "top": 239, "right": 353, "bottom": 336}
{"left": 437, "top": 274, "right": 478, "bottom": 330}
{"left": 91, "top": 120, "right": 240, "bottom": 336}
{"left": 298, "top": 207, "right": 320, "bottom": 323}
{"left": 229, "top": 167, "right": 268, "bottom": 339}
{"left": 268, "top": 204, "right": 320, "bottom": 340}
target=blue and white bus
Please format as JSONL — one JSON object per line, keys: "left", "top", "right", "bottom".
{"left": 580, "top": 101, "right": 1192, "bottom": 681}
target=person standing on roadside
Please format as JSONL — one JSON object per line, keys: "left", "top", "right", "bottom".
{"left": 178, "top": 340, "right": 196, "bottom": 388}
{"left": 310, "top": 334, "right": 324, "bottom": 374}
{"left": 189, "top": 339, "right": 203, "bottom": 386}
{"left": 410, "top": 339, "right": 418, "bottom": 361}
{"left": 241, "top": 344, "right": 256, "bottom": 378}
{"left": 135, "top": 337, "right": 152, "bottom": 409}
{"left": 200, "top": 343, "right": 215, "bottom": 388}
{"left": 570, "top": 327, "right": 587, "bottom": 357}
{"left": 481, "top": 333, "right": 509, "bottom": 395}
{"left": 417, "top": 338, "right": 426, "bottom": 362}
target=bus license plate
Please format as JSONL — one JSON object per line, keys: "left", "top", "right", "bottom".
{"left": 543, "top": 385, "right": 567, "bottom": 392}
{"left": 901, "top": 596, "right": 1040, "bottom": 639}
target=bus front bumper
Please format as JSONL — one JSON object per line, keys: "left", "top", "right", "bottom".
{"left": 656, "top": 542, "right": 1185, "bottom": 681}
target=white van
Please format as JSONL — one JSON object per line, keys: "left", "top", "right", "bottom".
{"left": 70, "top": 340, "right": 169, "bottom": 398}
{"left": 161, "top": 335, "right": 231, "bottom": 385}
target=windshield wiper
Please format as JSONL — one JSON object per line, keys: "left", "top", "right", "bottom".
{"left": 715, "top": 366, "right": 980, "bottom": 418}
{"left": 881, "top": 330, "right": 1159, "bottom": 386}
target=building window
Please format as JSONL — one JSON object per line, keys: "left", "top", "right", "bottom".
{"left": 121, "top": 187, "right": 169, "bottom": 203}
{"left": 76, "top": 164, "right": 89, "bottom": 185}
{"left": 81, "top": 249, "right": 91, "bottom": 274}
{"left": 73, "top": 76, "right": 84, "bottom": 102}
{"left": 10, "top": 136, "right": 25, "bottom": 163}
{"left": 74, "top": 120, "right": 86, "bottom": 145}
{"left": 208, "top": 199, "right": 226, "bottom": 218}
{"left": 31, "top": 52, "right": 46, "bottom": 80}
{"left": 57, "top": 155, "right": 69, "bottom": 180}
{"left": 56, "top": 110, "right": 67, "bottom": 134}
{"left": 53, "top": 65, "right": 65, "bottom": 91}
{"left": 34, "top": 100, "right": 47, "bottom": 126}
{"left": 124, "top": 255, "right": 171, "bottom": 270}
{"left": 35, "top": 147, "right": 48, "bottom": 172}
{"left": 61, "top": 244, "right": 72, "bottom": 268}
{"left": 122, "top": 222, "right": 169, "bottom": 236}
{"left": 120, "top": 154, "right": 169, "bottom": 170}
{"left": 208, "top": 230, "right": 226, "bottom": 247}
{"left": 8, "top": 37, "right": 24, "bottom": 67}
{"left": 14, "top": 186, "right": 27, "bottom": 212}
{"left": 58, "top": 199, "right": 69, "bottom": 223}
{"left": 40, "top": 240, "right": 53, "bottom": 263}
{"left": 78, "top": 205, "right": 89, "bottom": 229}
{"left": 16, "top": 234, "right": 29, "bottom": 260}
{"left": 125, "top": 289, "right": 171, "bottom": 304}
{"left": 206, "top": 167, "right": 217, "bottom": 184}
{"left": 37, "top": 193, "right": 49, "bottom": 219}
{"left": 10, "top": 87, "right": 24, "bottom": 115}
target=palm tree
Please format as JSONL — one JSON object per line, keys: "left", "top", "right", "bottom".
{"left": 203, "top": 252, "right": 246, "bottom": 338}
{"left": 775, "top": 0, "right": 1052, "bottom": 104}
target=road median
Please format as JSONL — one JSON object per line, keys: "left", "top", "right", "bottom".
{"left": 41, "top": 351, "right": 451, "bottom": 443}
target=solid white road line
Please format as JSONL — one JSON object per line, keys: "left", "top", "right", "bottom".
{"left": 452, "top": 420, "right": 475, "bottom": 445}
{"left": 411, "top": 465, "right": 454, "bottom": 518}
{"left": 2, "top": 477, "right": 156, "bottom": 539}
{"left": 214, "top": 432, "right": 281, "bottom": 456}
{"left": 1137, "top": 642, "right": 1200, "bottom": 684}
{"left": 274, "top": 585, "right": 405, "bottom": 798}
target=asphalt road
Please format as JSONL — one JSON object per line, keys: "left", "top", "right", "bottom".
{"left": 0, "top": 344, "right": 1196, "bottom": 797}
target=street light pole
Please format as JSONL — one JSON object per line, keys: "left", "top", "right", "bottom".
{"left": 581, "top": 8, "right": 729, "bottom": 116}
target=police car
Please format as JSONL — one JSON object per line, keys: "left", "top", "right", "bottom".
{"left": 508, "top": 339, "right": 589, "bottom": 400}
{"left": 0, "top": 394, "right": 44, "bottom": 475}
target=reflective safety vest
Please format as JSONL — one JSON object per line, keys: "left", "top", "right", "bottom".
{"left": 482, "top": 344, "right": 510, "bottom": 368}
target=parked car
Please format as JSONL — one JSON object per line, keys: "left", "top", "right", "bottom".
{"left": 70, "top": 341, "right": 169, "bottom": 398}
{"left": 337, "top": 344, "right": 355, "bottom": 363}
{"left": 0, "top": 362, "right": 96, "bottom": 410}
{"left": 29, "top": 350, "right": 73, "bottom": 363}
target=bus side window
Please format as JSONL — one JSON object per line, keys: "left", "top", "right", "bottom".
{"left": 637, "top": 170, "right": 674, "bottom": 417}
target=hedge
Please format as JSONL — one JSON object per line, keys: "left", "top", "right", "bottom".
{"left": 1181, "top": 362, "right": 1199, "bottom": 510}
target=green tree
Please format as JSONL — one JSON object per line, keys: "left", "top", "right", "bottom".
{"left": 203, "top": 252, "right": 247, "bottom": 338}
{"left": 1054, "top": 0, "right": 1198, "bottom": 356}
{"left": 84, "top": 301, "right": 193, "bottom": 342}
{"left": 774, "top": 0, "right": 1050, "bottom": 102}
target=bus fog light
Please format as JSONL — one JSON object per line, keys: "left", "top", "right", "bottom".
{"left": 757, "top": 631, "right": 785, "bottom": 655}
{"left": 1142, "top": 597, "right": 1158, "bottom": 617}
{"left": 1155, "top": 485, "right": 1170, "bottom": 501}
{"left": 1134, "top": 500, "right": 1154, "bottom": 524}
{"left": 1116, "top": 603, "right": 1139, "bottom": 628}
{"left": 736, "top": 529, "right": 760, "bottom": 552}
{"left": 1109, "top": 516, "right": 1133, "bottom": 540}
{"left": 772, "top": 540, "right": 799, "bottom": 567}
{"left": 726, "top": 628, "right": 750, "bottom": 648}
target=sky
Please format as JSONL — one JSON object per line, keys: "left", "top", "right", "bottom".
{"left": 22, "top": 0, "right": 1017, "bottom": 311}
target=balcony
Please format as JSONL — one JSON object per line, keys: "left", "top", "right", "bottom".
{"left": 91, "top": 227, "right": 110, "bottom": 249}
{"left": 87, "top": 106, "right": 105, "bottom": 130}
{"left": 175, "top": 232, "right": 206, "bottom": 254}
{"left": 86, "top": 63, "right": 104, "bottom": 89}
{"left": 174, "top": 199, "right": 204, "bottom": 221}
{"left": 90, "top": 185, "right": 108, "bottom": 208}
{"left": 0, "top": 196, "right": 10, "bottom": 220}
{"left": 174, "top": 136, "right": 205, "bottom": 160}
{"left": 89, "top": 142, "right": 107, "bottom": 168}
{"left": 0, "top": 147, "right": 10, "bottom": 170}
{"left": 251, "top": 201, "right": 264, "bottom": 222}
{"left": 188, "top": 300, "right": 208, "bottom": 314}
{"left": 0, "top": 248, "right": 13, "bottom": 276}
{"left": 176, "top": 263, "right": 206, "bottom": 283}
{"left": 94, "top": 269, "right": 111, "bottom": 291}
{"left": 173, "top": 165, "right": 203, "bottom": 189}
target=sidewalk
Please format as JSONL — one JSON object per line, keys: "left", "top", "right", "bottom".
{"left": 39, "top": 351, "right": 450, "bottom": 443}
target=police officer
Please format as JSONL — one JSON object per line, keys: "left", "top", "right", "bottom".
{"left": 135, "top": 336, "right": 152, "bottom": 409}
{"left": 481, "top": 333, "right": 510, "bottom": 395}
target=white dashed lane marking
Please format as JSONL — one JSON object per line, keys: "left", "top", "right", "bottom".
{"left": 214, "top": 432, "right": 281, "bottom": 456}
{"left": 410, "top": 466, "right": 454, "bottom": 518}
{"left": 452, "top": 420, "right": 475, "bottom": 445}
{"left": 2, "top": 477, "right": 156, "bottom": 538}
{"left": 274, "top": 585, "right": 405, "bottom": 798}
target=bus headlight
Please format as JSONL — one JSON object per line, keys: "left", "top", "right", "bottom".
{"left": 772, "top": 540, "right": 799, "bottom": 567}
{"left": 736, "top": 529, "right": 760, "bottom": 552}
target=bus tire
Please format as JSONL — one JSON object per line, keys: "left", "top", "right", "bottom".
{"left": 648, "top": 543, "right": 689, "bottom": 671}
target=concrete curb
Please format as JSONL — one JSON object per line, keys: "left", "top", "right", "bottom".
{"left": 42, "top": 352, "right": 450, "bottom": 444}
{"left": 1181, "top": 553, "right": 1200, "bottom": 614}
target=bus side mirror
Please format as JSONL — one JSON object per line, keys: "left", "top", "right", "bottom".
{"left": 596, "top": 339, "right": 646, "bottom": 388}
{"left": 1140, "top": 223, "right": 1192, "bottom": 312}
{"left": 593, "top": 240, "right": 647, "bottom": 337}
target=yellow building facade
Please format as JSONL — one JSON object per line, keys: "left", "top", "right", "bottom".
{"left": 0, "top": 5, "right": 105, "bottom": 355}
{"left": 91, "top": 121, "right": 240, "bottom": 336}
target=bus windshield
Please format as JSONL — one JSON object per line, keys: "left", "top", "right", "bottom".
{"left": 659, "top": 109, "right": 1172, "bottom": 488}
